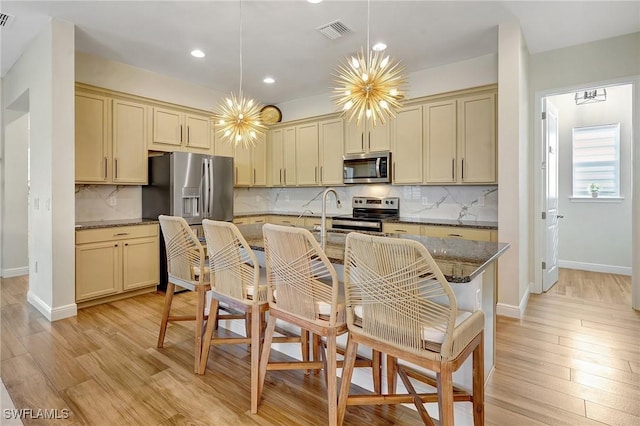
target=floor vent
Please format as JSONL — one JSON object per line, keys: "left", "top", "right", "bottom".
{"left": 317, "top": 20, "right": 352, "bottom": 40}
{"left": 0, "top": 13, "right": 15, "bottom": 28}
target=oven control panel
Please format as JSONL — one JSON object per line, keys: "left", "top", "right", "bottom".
{"left": 352, "top": 196, "right": 400, "bottom": 210}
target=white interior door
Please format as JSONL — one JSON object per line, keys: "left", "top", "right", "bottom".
{"left": 543, "top": 99, "right": 560, "bottom": 292}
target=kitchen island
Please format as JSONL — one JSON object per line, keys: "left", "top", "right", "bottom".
{"left": 231, "top": 223, "right": 509, "bottom": 393}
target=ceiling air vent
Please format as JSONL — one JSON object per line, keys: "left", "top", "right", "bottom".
{"left": 0, "top": 13, "right": 15, "bottom": 28}
{"left": 317, "top": 20, "right": 352, "bottom": 40}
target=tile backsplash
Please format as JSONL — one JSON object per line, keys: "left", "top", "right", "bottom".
{"left": 76, "top": 184, "right": 498, "bottom": 223}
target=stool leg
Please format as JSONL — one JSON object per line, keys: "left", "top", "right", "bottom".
{"left": 157, "top": 283, "right": 176, "bottom": 348}
{"left": 301, "top": 329, "right": 310, "bottom": 375}
{"left": 372, "top": 350, "right": 382, "bottom": 394}
{"left": 472, "top": 332, "right": 485, "bottom": 426}
{"left": 258, "top": 315, "right": 277, "bottom": 401}
{"left": 194, "top": 286, "right": 206, "bottom": 374}
{"left": 198, "top": 298, "right": 219, "bottom": 375}
{"left": 250, "top": 304, "right": 261, "bottom": 414}
{"left": 326, "top": 329, "right": 338, "bottom": 426}
{"left": 437, "top": 362, "right": 455, "bottom": 426}
{"left": 337, "top": 335, "right": 358, "bottom": 426}
{"left": 386, "top": 354, "right": 398, "bottom": 394}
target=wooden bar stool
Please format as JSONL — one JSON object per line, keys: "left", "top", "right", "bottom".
{"left": 339, "top": 232, "right": 485, "bottom": 426}
{"left": 157, "top": 215, "right": 210, "bottom": 374}
{"left": 258, "top": 224, "right": 380, "bottom": 426}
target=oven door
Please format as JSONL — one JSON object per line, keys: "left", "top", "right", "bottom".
{"left": 331, "top": 217, "right": 383, "bottom": 232}
{"left": 343, "top": 152, "right": 391, "bottom": 184}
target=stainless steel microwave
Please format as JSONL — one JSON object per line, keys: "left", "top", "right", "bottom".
{"left": 343, "top": 151, "right": 391, "bottom": 184}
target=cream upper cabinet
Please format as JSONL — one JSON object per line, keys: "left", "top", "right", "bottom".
{"left": 423, "top": 100, "right": 457, "bottom": 184}
{"left": 283, "top": 127, "right": 297, "bottom": 185}
{"left": 269, "top": 129, "right": 285, "bottom": 186}
{"left": 344, "top": 119, "right": 390, "bottom": 154}
{"left": 151, "top": 107, "right": 212, "bottom": 153}
{"left": 295, "top": 122, "right": 320, "bottom": 186}
{"left": 457, "top": 93, "right": 496, "bottom": 183}
{"left": 112, "top": 99, "right": 148, "bottom": 184}
{"left": 233, "top": 132, "right": 267, "bottom": 187}
{"left": 391, "top": 105, "right": 423, "bottom": 184}
{"left": 318, "top": 118, "right": 344, "bottom": 185}
{"left": 213, "top": 125, "right": 235, "bottom": 157}
{"left": 75, "top": 90, "right": 148, "bottom": 185}
{"left": 76, "top": 92, "right": 110, "bottom": 183}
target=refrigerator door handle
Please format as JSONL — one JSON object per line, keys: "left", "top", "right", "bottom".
{"left": 203, "top": 158, "right": 210, "bottom": 218}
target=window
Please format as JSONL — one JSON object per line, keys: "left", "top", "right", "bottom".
{"left": 572, "top": 123, "right": 620, "bottom": 197}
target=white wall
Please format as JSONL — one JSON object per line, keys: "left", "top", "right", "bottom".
{"left": 529, "top": 32, "right": 639, "bottom": 306}
{"left": 548, "top": 85, "right": 632, "bottom": 274}
{"left": 76, "top": 52, "right": 224, "bottom": 111}
{"left": 496, "top": 22, "right": 530, "bottom": 318}
{"left": 2, "top": 19, "right": 76, "bottom": 321}
{"left": 279, "top": 53, "right": 498, "bottom": 122}
{"left": 2, "top": 113, "right": 29, "bottom": 277}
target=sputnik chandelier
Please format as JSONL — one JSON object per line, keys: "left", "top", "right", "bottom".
{"left": 214, "top": 0, "right": 264, "bottom": 148}
{"left": 333, "top": 0, "right": 408, "bottom": 127}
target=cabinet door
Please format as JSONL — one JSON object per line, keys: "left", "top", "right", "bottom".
{"left": 76, "top": 241, "right": 120, "bottom": 301}
{"left": 424, "top": 100, "right": 457, "bottom": 184}
{"left": 214, "top": 125, "right": 235, "bottom": 157}
{"left": 185, "top": 113, "right": 211, "bottom": 151}
{"left": 152, "top": 107, "right": 183, "bottom": 147}
{"left": 344, "top": 120, "right": 365, "bottom": 154}
{"left": 392, "top": 106, "right": 423, "bottom": 184}
{"left": 295, "top": 123, "right": 319, "bottom": 186}
{"left": 422, "top": 225, "right": 493, "bottom": 242}
{"left": 368, "top": 121, "right": 390, "bottom": 152}
{"left": 122, "top": 237, "right": 159, "bottom": 291}
{"left": 252, "top": 132, "right": 268, "bottom": 186}
{"left": 269, "top": 129, "right": 285, "bottom": 186}
{"left": 75, "top": 93, "right": 110, "bottom": 183}
{"left": 234, "top": 145, "right": 252, "bottom": 186}
{"left": 319, "top": 119, "right": 344, "bottom": 185}
{"left": 283, "top": 127, "right": 297, "bottom": 185}
{"left": 112, "top": 99, "right": 148, "bottom": 184}
{"left": 458, "top": 94, "right": 496, "bottom": 183}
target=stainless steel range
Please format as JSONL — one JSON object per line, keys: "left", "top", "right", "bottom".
{"left": 332, "top": 196, "right": 399, "bottom": 233}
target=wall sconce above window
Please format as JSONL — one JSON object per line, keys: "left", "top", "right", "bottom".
{"left": 574, "top": 88, "right": 607, "bottom": 105}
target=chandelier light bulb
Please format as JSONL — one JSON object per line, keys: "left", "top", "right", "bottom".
{"left": 380, "top": 56, "right": 389, "bottom": 68}
{"left": 351, "top": 57, "right": 360, "bottom": 69}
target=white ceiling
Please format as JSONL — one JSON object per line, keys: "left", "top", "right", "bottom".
{"left": 1, "top": 1, "right": 639, "bottom": 105}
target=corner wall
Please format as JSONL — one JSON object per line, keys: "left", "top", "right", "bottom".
{"left": 2, "top": 19, "right": 76, "bottom": 321}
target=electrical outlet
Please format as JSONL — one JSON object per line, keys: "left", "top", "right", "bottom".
{"left": 421, "top": 197, "right": 429, "bottom": 206}
{"left": 107, "top": 195, "right": 117, "bottom": 207}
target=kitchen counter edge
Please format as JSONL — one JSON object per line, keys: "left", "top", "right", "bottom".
{"left": 75, "top": 218, "right": 159, "bottom": 230}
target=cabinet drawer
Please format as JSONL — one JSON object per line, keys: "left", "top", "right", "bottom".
{"left": 305, "top": 217, "right": 331, "bottom": 228}
{"left": 268, "top": 216, "right": 296, "bottom": 226}
{"left": 233, "top": 216, "right": 266, "bottom": 225}
{"left": 382, "top": 223, "right": 422, "bottom": 235}
{"left": 422, "top": 225, "right": 493, "bottom": 242}
{"left": 76, "top": 224, "right": 158, "bottom": 244}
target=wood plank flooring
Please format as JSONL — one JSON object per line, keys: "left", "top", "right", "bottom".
{"left": 1, "top": 269, "right": 638, "bottom": 425}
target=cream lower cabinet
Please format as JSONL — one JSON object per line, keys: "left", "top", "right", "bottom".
{"left": 422, "top": 225, "right": 496, "bottom": 242}
{"left": 76, "top": 224, "right": 159, "bottom": 305}
{"left": 233, "top": 216, "right": 266, "bottom": 225}
{"left": 382, "top": 223, "right": 422, "bottom": 235}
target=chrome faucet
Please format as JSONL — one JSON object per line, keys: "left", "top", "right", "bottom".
{"left": 321, "top": 188, "right": 341, "bottom": 249}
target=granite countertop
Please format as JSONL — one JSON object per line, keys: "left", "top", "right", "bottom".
{"left": 235, "top": 211, "right": 498, "bottom": 230}
{"left": 234, "top": 223, "right": 509, "bottom": 283}
{"left": 75, "top": 218, "right": 159, "bottom": 230}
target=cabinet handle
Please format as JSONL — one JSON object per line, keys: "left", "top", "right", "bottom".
{"left": 315, "top": 166, "right": 318, "bottom": 183}
{"left": 361, "top": 133, "right": 364, "bottom": 151}
{"left": 393, "top": 162, "right": 396, "bottom": 182}
{"left": 395, "top": 229, "right": 407, "bottom": 233}
{"left": 448, "top": 233, "right": 463, "bottom": 238}
{"left": 284, "top": 169, "right": 287, "bottom": 184}
{"left": 187, "top": 126, "right": 190, "bottom": 143}
{"left": 125, "top": 243, "right": 129, "bottom": 246}
{"left": 180, "top": 125, "right": 183, "bottom": 142}
{"left": 253, "top": 168, "right": 256, "bottom": 184}
{"left": 452, "top": 158, "right": 455, "bottom": 179}
{"left": 114, "top": 158, "right": 118, "bottom": 179}
{"left": 320, "top": 166, "right": 323, "bottom": 182}
{"left": 280, "top": 169, "right": 283, "bottom": 185}
{"left": 462, "top": 158, "right": 465, "bottom": 180}
{"left": 113, "top": 232, "right": 129, "bottom": 236}
{"left": 368, "top": 132, "right": 371, "bottom": 150}
{"left": 104, "top": 157, "right": 108, "bottom": 180}
{"left": 114, "top": 244, "right": 118, "bottom": 247}
{"left": 235, "top": 167, "right": 238, "bottom": 184}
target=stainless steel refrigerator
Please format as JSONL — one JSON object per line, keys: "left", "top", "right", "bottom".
{"left": 142, "top": 152, "right": 234, "bottom": 224}
{"left": 142, "top": 152, "right": 234, "bottom": 290}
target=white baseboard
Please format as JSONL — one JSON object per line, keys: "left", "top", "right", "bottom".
{"left": 27, "top": 291, "right": 77, "bottom": 321}
{"left": 496, "top": 288, "right": 530, "bottom": 319}
{"left": 558, "top": 260, "right": 632, "bottom": 276}
{"left": 1, "top": 267, "right": 29, "bottom": 278}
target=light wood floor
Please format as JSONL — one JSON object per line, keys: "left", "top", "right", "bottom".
{"left": 1, "top": 269, "right": 638, "bottom": 425}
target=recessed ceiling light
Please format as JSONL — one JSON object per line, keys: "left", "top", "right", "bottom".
{"left": 190, "top": 49, "right": 205, "bottom": 58}
{"left": 307, "top": 0, "right": 323, "bottom": 3}
{"left": 372, "top": 43, "right": 387, "bottom": 52}
{"left": 263, "top": 77, "right": 275, "bottom": 84}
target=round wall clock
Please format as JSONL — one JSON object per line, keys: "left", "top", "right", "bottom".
{"left": 261, "top": 105, "right": 282, "bottom": 125}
